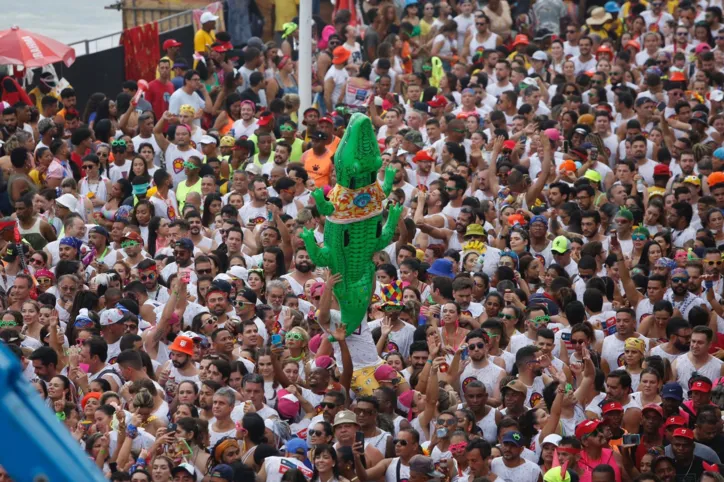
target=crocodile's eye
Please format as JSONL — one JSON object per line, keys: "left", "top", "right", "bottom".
{"left": 344, "top": 229, "right": 350, "bottom": 247}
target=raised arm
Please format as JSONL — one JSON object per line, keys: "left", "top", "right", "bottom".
{"left": 612, "top": 236, "right": 643, "bottom": 308}
{"left": 526, "top": 133, "right": 552, "bottom": 206}
{"left": 153, "top": 111, "right": 173, "bottom": 152}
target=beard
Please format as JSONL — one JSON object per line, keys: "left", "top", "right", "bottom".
{"left": 674, "top": 341, "right": 690, "bottom": 352}
{"left": 190, "top": 227, "right": 200, "bottom": 235}
{"left": 297, "top": 261, "right": 314, "bottom": 273}
{"left": 673, "top": 286, "right": 688, "bottom": 296}
{"left": 171, "top": 359, "right": 186, "bottom": 369}
{"left": 211, "top": 305, "right": 226, "bottom": 316}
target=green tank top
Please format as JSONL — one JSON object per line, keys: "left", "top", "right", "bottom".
{"left": 175, "top": 178, "right": 202, "bottom": 212}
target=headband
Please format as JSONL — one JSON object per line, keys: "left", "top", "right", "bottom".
{"left": 276, "top": 55, "right": 291, "bottom": 69}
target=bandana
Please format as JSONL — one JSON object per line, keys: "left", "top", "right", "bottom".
{"left": 179, "top": 104, "right": 196, "bottom": 116}
{"left": 74, "top": 307, "right": 95, "bottom": 329}
{"left": 132, "top": 183, "right": 150, "bottom": 196}
{"left": 655, "top": 257, "right": 676, "bottom": 270}
{"left": 35, "top": 268, "right": 55, "bottom": 281}
{"left": 183, "top": 161, "right": 198, "bottom": 169}
{"left": 114, "top": 205, "right": 133, "bottom": 221}
{"left": 624, "top": 337, "right": 645, "bottom": 354}
{"left": 671, "top": 268, "right": 688, "bottom": 278}
{"left": 60, "top": 237, "right": 82, "bottom": 252}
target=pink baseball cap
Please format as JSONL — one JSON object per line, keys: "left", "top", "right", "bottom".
{"left": 276, "top": 389, "right": 300, "bottom": 418}
{"left": 696, "top": 43, "right": 711, "bottom": 54}
{"left": 374, "top": 364, "right": 399, "bottom": 382}
{"left": 308, "top": 333, "right": 323, "bottom": 354}
{"left": 314, "top": 355, "right": 335, "bottom": 369}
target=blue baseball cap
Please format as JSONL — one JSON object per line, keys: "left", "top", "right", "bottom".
{"left": 209, "top": 464, "right": 234, "bottom": 481}
{"left": 604, "top": 1, "right": 620, "bottom": 13}
{"left": 662, "top": 382, "right": 683, "bottom": 401}
{"left": 502, "top": 431, "right": 526, "bottom": 446}
{"left": 714, "top": 147, "right": 724, "bottom": 160}
{"left": 530, "top": 215, "right": 548, "bottom": 227}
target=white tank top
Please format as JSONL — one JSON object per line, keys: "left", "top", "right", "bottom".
{"left": 522, "top": 377, "right": 547, "bottom": 409}
{"left": 365, "top": 430, "right": 391, "bottom": 453}
{"left": 459, "top": 361, "right": 504, "bottom": 397}
{"left": 635, "top": 298, "right": 655, "bottom": 327}
{"left": 476, "top": 407, "right": 498, "bottom": 443}
{"left": 467, "top": 32, "right": 499, "bottom": 62}
{"left": 675, "top": 354, "right": 723, "bottom": 395}
{"left": 385, "top": 457, "right": 410, "bottom": 482}
{"left": 601, "top": 334, "right": 649, "bottom": 371}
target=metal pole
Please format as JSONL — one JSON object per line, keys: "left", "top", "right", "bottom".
{"left": 298, "top": 0, "right": 313, "bottom": 122}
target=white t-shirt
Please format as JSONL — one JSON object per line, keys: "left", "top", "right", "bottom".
{"left": 168, "top": 89, "right": 205, "bottom": 127}
{"left": 263, "top": 456, "right": 314, "bottom": 482}
{"left": 164, "top": 144, "right": 203, "bottom": 188}
{"left": 324, "top": 67, "right": 350, "bottom": 107}
{"left": 491, "top": 457, "right": 542, "bottom": 482}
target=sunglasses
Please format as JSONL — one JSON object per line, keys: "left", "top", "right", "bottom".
{"left": 286, "top": 332, "right": 304, "bottom": 341}
{"left": 671, "top": 277, "right": 689, "bottom": 284}
{"left": 498, "top": 312, "right": 515, "bottom": 320}
{"left": 196, "top": 268, "right": 212, "bottom": 275}
{"left": 571, "top": 339, "right": 587, "bottom": 345}
{"left": 354, "top": 408, "right": 376, "bottom": 416}
{"left": 530, "top": 315, "right": 550, "bottom": 325}
{"left": 469, "top": 342, "right": 486, "bottom": 350}
{"left": 37, "top": 277, "right": 52, "bottom": 285}
{"left": 484, "top": 330, "right": 500, "bottom": 338}
{"left": 204, "top": 316, "right": 218, "bottom": 325}
{"left": 235, "top": 300, "right": 254, "bottom": 307}
{"left": 476, "top": 22, "right": 486, "bottom": 26}
{"left": 308, "top": 429, "right": 324, "bottom": 437}
{"left": 280, "top": 125, "right": 295, "bottom": 132}
{"left": 140, "top": 273, "right": 156, "bottom": 281}
{"left": 111, "top": 140, "right": 126, "bottom": 147}
{"left": 437, "top": 418, "right": 456, "bottom": 426}
{"left": 705, "top": 260, "right": 723, "bottom": 266}
{"left": 30, "top": 257, "right": 44, "bottom": 265}
{"left": 393, "top": 439, "right": 408, "bottom": 446}
{"left": 320, "top": 402, "right": 336, "bottom": 409}
{"left": 82, "top": 164, "right": 96, "bottom": 170}
{"left": 632, "top": 234, "right": 648, "bottom": 241}
{"left": 121, "top": 240, "right": 140, "bottom": 248}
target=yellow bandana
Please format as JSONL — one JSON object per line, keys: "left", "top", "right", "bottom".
{"left": 327, "top": 182, "right": 386, "bottom": 224}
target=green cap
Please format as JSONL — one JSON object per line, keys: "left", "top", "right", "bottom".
{"left": 633, "top": 226, "right": 650, "bottom": 237}
{"left": 583, "top": 169, "right": 602, "bottom": 183}
{"left": 551, "top": 236, "right": 570, "bottom": 254}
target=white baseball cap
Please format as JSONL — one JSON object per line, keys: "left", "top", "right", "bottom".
{"left": 532, "top": 51, "right": 548, "bottom": 61}
{"left": 711, "top": 90, "right": 724, "bottom": 102}
{"left": 200, "top": 12, "right": 219, "bottom": 24}
{"left": 199, "top": 134, "right": 217, "bottom": 145}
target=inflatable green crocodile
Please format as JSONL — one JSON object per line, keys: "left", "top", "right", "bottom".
{"left": 300, "top": 113, "right": 403, "bottom": 337}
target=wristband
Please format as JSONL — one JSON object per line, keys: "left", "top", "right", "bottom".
{"left": 427, "top": 359, "right": 433, "bottom": 364}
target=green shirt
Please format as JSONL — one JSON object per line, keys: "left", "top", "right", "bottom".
{"left": 176, "top": 178, "right": 202, "bottom": 212}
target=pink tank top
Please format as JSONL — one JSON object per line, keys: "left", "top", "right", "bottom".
{"left": 579, "top": 448, "right": 622, "bottom": 482}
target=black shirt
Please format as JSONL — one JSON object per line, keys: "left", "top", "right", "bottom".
{"left": 674, "top": 455, "right": 705, "bottom": 482}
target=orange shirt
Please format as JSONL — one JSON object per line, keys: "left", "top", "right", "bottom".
{"left": 328, "top": 136, "right": 341, "bottom": 156}
{"left": 302, "top": 148, "right": 333, "bottom": 187}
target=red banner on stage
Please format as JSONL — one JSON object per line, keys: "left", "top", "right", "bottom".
{"left": 120, "top": 22, "right": 160, "bottom": 82}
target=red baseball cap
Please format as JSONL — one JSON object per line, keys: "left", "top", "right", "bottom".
{"left": 257, "top": 113, "right": 274, "bottom": 127}
{"left": 673, "top": 427, "right": 695, "bottom": 440}
{"left": 318, "top": 116, "right": 334, "bottom": 125}
{"left": 653, "top": 164, "right": 671, "bottom": 177}
{"left": 163, "top": 39, "right": 182, "bottom": 49}
{"left": 690, "top": 380, "right": 712, "bottom": 393}
{"left": 664, "top": 415, "right": 686, "bottom": 428}
{"left": 575, "top": 419, "right": 602, "bottom": 439}
{"left": 427, "top": 95, "right": 448, "bottom": 108}
{"left": 642, "top": 403, "right": 664, "bottom": 418}
{"left": 502, "top": 140, "right": 516, "bottom": 151}
{"left": 602, "top": 401, "right": 623, "bottom": 414}
{"left": 413, "top": 151, "right": 434, "bottom": 163}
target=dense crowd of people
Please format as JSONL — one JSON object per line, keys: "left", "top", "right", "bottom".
{"left": 4, "top": 1, "right": 724, "bottom": 482}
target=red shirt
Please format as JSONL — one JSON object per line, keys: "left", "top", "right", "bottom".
{"left": 145, "top": 79, "right": 175, "bottom": 121}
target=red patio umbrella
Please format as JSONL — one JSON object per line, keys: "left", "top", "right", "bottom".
{"left": 0, "top": 26, "right": 76, "bottom": 68}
